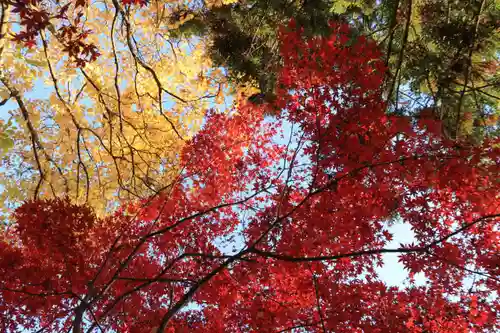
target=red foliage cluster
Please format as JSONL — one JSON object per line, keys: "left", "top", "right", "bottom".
{"left": 9, "top": 0, "right": 146, "bottom": 65}
{"left": 0, "top": 21, "right": 498, "bottom": 332}
{"left": 10, "top": 0, "right": 99, "bottom": 65}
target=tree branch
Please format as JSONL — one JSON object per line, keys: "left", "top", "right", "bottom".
{"left": 248, "top": 214, "right": 500, "bottom": 263}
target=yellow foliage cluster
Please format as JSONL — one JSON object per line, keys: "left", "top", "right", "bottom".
{"left": 0, "top": 0, "right": 230, "bottom": 216}
{"left": 204, "top": 0, "right": 239, "bottom": 8}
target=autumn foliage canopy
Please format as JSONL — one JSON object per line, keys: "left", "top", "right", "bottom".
{"left": 0, "top": 20, "right": 499, "bottom": 333}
